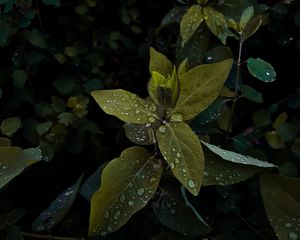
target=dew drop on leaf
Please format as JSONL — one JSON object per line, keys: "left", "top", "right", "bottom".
{"left": 187, "top": 180, "right": 195, "bottom": 188}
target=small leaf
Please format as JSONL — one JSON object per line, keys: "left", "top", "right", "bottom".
{"left": 247, "top": 58, "right": 276, "bottom": 82}
{"left": 276, "top": 123, "right": 299, "bottom": 142}
{"left": 12, "top": 69, "right": 27, "bottom": 88}
{"left": 241, "top": 84, "right": 263, "bottom": 103}
{"left": 89, "top": 146, "right": 163, "bottom": 236}
{"left": 242, "top": 14, "right": 262, "bottom": 40}
{"left": 273, "top": 112, "right": 288, "bottom": 129}
{"left": 41, "top": 0, "right": 60, "bottom": 7}
{"left": 36, "top": 121, "right": 53, "bottom": 136}
{"left": 203, "top": 152, "right": 270, "bottom": 186}
{"left": 171, "top": 59, "right": 233, "bottom": 121}
{"left": 204, "top": 46, "right": 233, "bottom": 64}
{"left": 0, "top": 209, "right": 26, "bottom": 230}
{"left": 180, "top": 5, "right": 204, "bottom": 45}
{"left": 265, "top": 131, "right": 284, "bottom": 149}
{"left": 201, "top": 141, "right": 276, "bottom": 168}
{"left": 260, "top": 173, "right": 300, "bottom": 240}
{"left": 27, "top": 29, "right": 47, "bottom": 49}
{"left": 0, "top": 20, "right": 17, "bottom": 44}
{"left": 252, "top": 109, "right": 271, "bottom": 127}
{"left": 161, "top": 6, "right": 188, "bottom": 26}
{"left": 149, "top": 47, "right": 173, "bottom": 77}
{"left": 91, "top": 89, "right": 158, "bottom": 124}
{"left": 156, "top": 122, "right": 204, "bottom": 196}
{"left": 32, "top": 175, "right": 83, "bottom": 231}
{"left": 1, "top": 117, "right": 22, "bottom": 136}
{"left": 53, "top": 77, "right": 76, "bottom": 95}
{"left": 240, "top": 6, "right": 254, "bottom": 29}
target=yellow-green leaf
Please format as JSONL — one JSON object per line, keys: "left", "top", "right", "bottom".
{"left": 91, "top": 89, "right": 158, "bottom": 124}
{"left": 240, "top": 6, "right": 254, "bottom": 29}
{"left": 156, "top": 122, "right": 204, "bottom": 196}
{"left": 149, "top": 47, "right": 173, "bottom": 77}
{"left": 242, "top": 14, "right": 262, "bottom": 40}
{"left": 89, "top": 146, "right": 163, "bottom": 236}
{"left": 171, "top": 59, "right": 233, "bottom": 121}
{"left": 1, "top": 117, "right": 22, "bottom": 136}
{"left": 180, "top": 5, "right": 204, "bottom": 45}
{"left": 260, "top": 173, "right": 300, "bottom": 240}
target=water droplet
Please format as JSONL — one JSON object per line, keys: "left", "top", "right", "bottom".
{"left": 107, "top": 226, "right": 112, "bottom": 232}
{"left": 289, "top": 231, "right": 298, "bottom": 240}
{"left": 114, "top": 210, "right": 121, "bottom": 220}
{"left": 149, "top": 177, "right": 157, "bottom": 184}
{"left": 100, "top": 231, "right": 106, "bottom": 236}
{"left": 148, "top": 116, "right": 156, "bottom": 123}
{"left": 182, "top": 168, "right": 187, "bottom": 173}
{"left": 266, "top": 72, "right": 270, "bottom": 76}
{"left": 104, "top": 211, "right": 110, "bottom": 219}
{"left": 285, "top": 223, "right": 293, "bottom": 228}
{"left": 128, "top": 200, "right": 135, "bottom": 207}
{"left": 145, "top": 123, "right": 151, "bottom": 127}
{"left": 119, "top": 194, "right": 126, "bottom": 203}
{"left": 204, "top": 171, "right": 209, "bottom": 176}
{"left": 128, "top": 182, "right": 133, "bottom": 188}
{"left": 170, "top": 209, "right": 176, "bottom": 215}
{"left": 176, "top": 153, "right": 181, "bottom": 158}
{"left": 188, "top": 180, "right": 195, "bottom": 188}
{"left": 158, "top": 126, "right": 166, "bottom": 133}
{"left": 170, "top": 163, "right": 175, "bottom": 169}
{"left": 175, "top": 158, "right": 180, "bottom": 163}
{"left": 135, "top": 110, "right": 140, "bottom": 114}
{"left": 137, "top": 188, "right": 145, "bottom": 196}
{"left": 149, "top": 104, "right": 156, "bottom": 112}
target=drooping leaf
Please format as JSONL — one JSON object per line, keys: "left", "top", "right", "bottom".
{"left": 201, "top": 141, "right": 276, "bottom": 168}
{"left": 241, "top": 84, "right": 263, "bottom": 103}
{"left": 1, "top": 117, "right": 22, "bottom": 136}
{"left": 180, "top": 5, "right": 204, "bottom": 45}
{"left": 202, "top": 152, "right": 271, "bottom": 186}
{"left": 152, "top": 180, "right": 211, "bottom": 236}
{"left": 89, "top": 146, "right": 163, "bottom": 236}
{"left": 247, "top": 58, "right": 276, "bottom": 82}
{"left": 156, "top": 122, "right": 204, "bottom": 196}
{"left": 91, "top": 89, "right": 158, "bottom": 124}
{"left": 149, "top": 47, "right": 173, "bottom": 77}
{"left": 171, "top": 59, "right": 233, "bottom": 121}
{"left": 32, "top": 175, "right": 83, "bottom": 231}
{"left": 260, "top": 173, "right": 300, "bottom": 240}
{"left": 204, "top": 7, "right": 228, "bottom": 44}
{"left": 0, "top": 147, "right": 41, "bottom": 189}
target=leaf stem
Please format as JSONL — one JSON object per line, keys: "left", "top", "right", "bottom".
{"left": 22, "top": 232, "right": 85, "bottom": 240}
{"left": 226, "top": 38, "right": 244, "bottom": 145}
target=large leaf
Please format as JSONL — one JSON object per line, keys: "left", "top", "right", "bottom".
{"left": 149, "top": 47, "right": 173, "bottom": 77}
{"left": 89, "top": 146, "right": 163, "bottom": 236}
{"left": 180, "top": 5, "right": 204, "bottom": 45}
{"left": 91, "top": 89, "right": 158, "bottom": 124}
{"left": 201, "top": 141, "right": 276, "bottom": 168}
{"left": 171, "top": 59, "right": 233, "bottom": 121}
{"left": 156, "top": 122, "right": 204, "bottom": 196}
{"left": 32, "top": 175, "right": 83, "bottom": 231}
{"left": 260, "top": 173, "right": 300, "bottom": 240}
{"left": 152, "top": 180, "right": 210, "bottom": 236}
{"left": 0, "top": 147, "right": 41, "bottom": 189}
{"left": 202, "top": 152, "right": 271, "bottom": 186}
{"left": 247, "top": 58, "right": 276, "bottom": 82}
{"left": 161, "top": 6, "right": 188, "bottom": 26}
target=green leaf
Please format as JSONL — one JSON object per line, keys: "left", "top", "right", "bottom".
{"left": 149, "top": 47, "right": 173, "bottom": 77}
{"left": 153, "top": 180, "right": 211, "bottom": 236}
{"left": 260, "top": 173, "right": 300, "bottom": 240}
{"left": 201, "top": 141, "right": 276, "bottom": 168}
{"left": 265, "top": 131, "right": 284, "bottom": 149}
{"left": 172, "top": 59, "right": 233, "bottom": 121}
{"left": 247, "top": 58, "right": 276, "bottom": 82}
{"left": 32, "top": 175, "right": 83, "bottom": 231}
{"left": 1, "top": 117, "right": 22, "bottom": 136}
{"left": 0, "top": 146, "right": 41, "bottom": 189}
{"left": 0, "top": 20, "right": 17, "bottom": 45}
{"left": 53, "top": 77, "right": 76, "bottom": 95}
{"left": 204, "top": 46, "right": 233, "bottom": 64}
{"left": 156, "top": 122, "right": 204, "bottom": 196}
{"left": 12, "top": 69, "right": 27, "bottom": 88}
{"left": 276, "top": 123, "right": 299, "bottom": 142}
{"left": 41, "top": 0, "right": 60, "bottom": 7}
{"left": 252, "top": 109, "right": 271, "bottom": 127}
{"left": 241, "top": 84, "right": 263, "bottom": 103}
{"left": 36, "top": 121, "right": 53, "bottom": 136}
{"left": 161, "top": 6, "right": 188, "bottom": 26}
{"left": 202, "top": 152, "right": 270, "bottom": 186}
{"left": 91, "top": 89, "right": 158, "bottom": 124}
{"left": 204, "top": 7, "right": 228, "bottom": 44}
{"left": 89, "top": 146, "right": 163, "bottom": 236}
{"left": 27, "top": 29, "right": 47, "bottom": 49}
{"left": 240, "top": 6, "right": 254, "bottom": 29}
{"left": 0, "top": 209, "right": 26, "bottom": 230}
{"left": 242, "top": 14, "right": 262, "bottom": 40}
{"left": 180, "top": 5, "right": 204, "bottom": 45}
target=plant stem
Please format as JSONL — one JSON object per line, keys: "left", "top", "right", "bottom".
{"left": 226, "top": 38, "right": 244, "bottom": 145}
{"left": 22, "top": 232, "right": 85, "bottom": 240}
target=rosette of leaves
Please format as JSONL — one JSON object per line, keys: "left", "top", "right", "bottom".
{"left": 89, "top": 47, "right": 233, "bottom": 235}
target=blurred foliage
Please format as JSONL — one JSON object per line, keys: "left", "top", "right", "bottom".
{"left": 0, "top": 0, "right": 300, "bottom": 239}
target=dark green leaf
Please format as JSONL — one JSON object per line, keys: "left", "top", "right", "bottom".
{"left": 276, "top": 123, "right": 299, "bottom": 142}
{"left": 12, "top": 69, "right": 27, "bottom": 88}
{"left": 41, "top": 0, "right": 60, "bottom": 7}
{"left": 0, "top": 20, "right": 17, "bottom": 45}
{"left": 32, "top": 175, "right": 83, "bottom": 231}
{"left": 27, "top": 29, "right": 47, "bottom": 49}
{"left": 89, "top": 146, "right": 163, "bottom": 236}
{"left": 241, "top": 84, "right": 263, "bottom": 103}
{"left": 1, "top": 117, "right": 22, "bottom": 136}
{"left": 204, "top": 46, "right": 233, "bottom": 64}
{"left": 0, "top": 209, "right": 26, "bottom": 229}
{"left": 247, "top": 58, "right": 276, "bottom": 82}
{"left": 161, "top": 6, "right": 188, "bottom": 26}
{"left": 156, "top": 122, "right": 204, "bottom": 196}
{"left": 252, "top": 109, "right": 271, "bottom": 127}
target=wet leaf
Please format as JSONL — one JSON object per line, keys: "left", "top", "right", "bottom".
{"left": 0, "top": 209, "right": 26, "bottom": 229}
{"left": 32, "top": 175, "right": 83, "bottom": 231}
{"left": 91, "top": 89, "right": 158, "bottom": 124}
{"left": 204, "top": 46, "right": 233, "bottom": 64}
{"left": 260, "top": 173, "right": 300, "bottom": 240}
{"left": 1, "top": 117, "right": 22, "bottom": 136}
{"left": 247, "top": 58, "right": 276, "bottom": 82}
{"left": 149, "top": 47, "right": 173, "bottom": 77}
{"left": 241, "top": 84, "right": 263, "bottom": 103}
{"left": 89, "top": 146, "right": 163, "bottom": 236}
{"left": 201, "top": 141, "right": 276, "bottom": 168}
{"left": 161, "top": 6, "right": 188, "bottom": 26}
{"left": 153, "top": 180, "right": 211, "bottom": 236}
{"left": 0, "top": 20, "right": 17, "bottom": 44}
{"left": 202, "top": 152, "right": 270, "bottom": 186}
{"left": 180, "top": 5, "right": 204, "bottom": 45}
{"left": 156, "top": 122, "right": 204, "bottom": 196}
{"left": 0, "top": 147, "right": 41, "bottom": 189}
{"left": 171, "top": 59, "right": 233, "bottom": 121}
